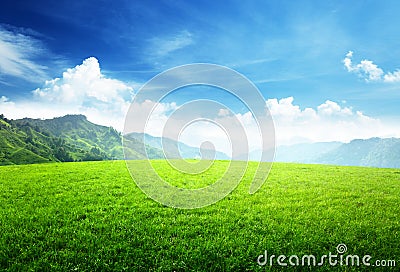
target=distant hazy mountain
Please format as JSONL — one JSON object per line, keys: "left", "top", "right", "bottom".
{"left": 275, "top": 142, "right": 342, "bottom": 163}
{"left": 318, "top": 138, "right": 400, "bottom": 168}
{"left": 126, "top": 132, "right": 230, "bottom": 160}
{"left": 275, "top": 138, "right": 400, "bottom": 168}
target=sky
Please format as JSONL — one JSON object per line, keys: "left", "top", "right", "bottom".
{"left": 1, "top": 0, "right": 400, "bottom": 154}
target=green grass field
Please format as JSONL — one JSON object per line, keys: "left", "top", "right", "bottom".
{"left": 0, "top": 160, "right": 399, "bottom": 271}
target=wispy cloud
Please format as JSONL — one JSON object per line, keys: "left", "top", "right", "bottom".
{"left": 343, "top": 51, "right": 400, "bottom": 82}
{"left": 0, "top": 25, "right": 49, "bottom": 82}
{"left": 229, "top": 57, "right": 277, "bottom": 68}
{"left": 148, "top": 30, "right": 193, "bottom": 58}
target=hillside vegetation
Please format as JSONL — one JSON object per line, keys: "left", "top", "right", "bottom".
{"left": 0, "top": 114, "right": 160, "bottom": 165}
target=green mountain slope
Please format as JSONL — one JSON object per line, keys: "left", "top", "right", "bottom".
{"left": 318, "top": 138, "right": 400, "bottom": 168}
{"left": 1, "top": 115, "right": 82, "bottom": 165}
{"left": 1, "top": 114, "right": 162, "bottom": 165}
{"left": 11, "top": 115, "right": 122, "bottom": 160}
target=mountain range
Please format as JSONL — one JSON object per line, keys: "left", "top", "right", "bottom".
{"left": 274, "top": 138, "right": 400, "bottom": 168}
{"left": 126, "top": 132, "right": 230, "bottom": 160}
{"left": 0, "top": 114, "right": 160, "bottom": 165}
{"left": 1, "top": 113, "right": 399, "bottom": 168}
{"left": 0, "top": 114, "right": 227, "bottom": 165}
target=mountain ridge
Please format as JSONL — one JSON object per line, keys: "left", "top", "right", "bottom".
{"left": 0, "top": 114, "right": 230, "bottom": 165}
{"left": 275, "top": 138, "right": 400, "bottom": 168}
{"left": 1, "top": 113, "right": 399, "bottom": 168}
{"left": 0, "top": 114, "right": 160, "bottom": 165}
{"left": 126, "top": 132, "right": 230, "bottom": 160}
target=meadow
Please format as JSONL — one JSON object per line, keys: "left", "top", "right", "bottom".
{"left": 0, "top": 160, "right": 399, "bottom": 271}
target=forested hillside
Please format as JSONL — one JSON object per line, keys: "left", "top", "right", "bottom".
{"left": 0, "top": 114, "right": 160, "bottom": 165}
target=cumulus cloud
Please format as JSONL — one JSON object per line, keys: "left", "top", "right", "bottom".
{"left": 33, "top": 57, "right": 132, "bottom": 104}
{"left": 0, "top": 26, "right": 49, "bottom": 82}
{"left": 266, "top": 97, "right": 398, "bottom": 145}
{"left": 0, "top": 57, "right": 134, "bottom": 130}
{"left": 383, "top": 70, "right": 400, "bottom": 83}
{"left": 317, "top": 100, "right": 352, "bottom": 116}
{"left": 124, "top": 99, "right": 178, "bottom": 136}
{"left": 343, "top": 51, "right": 400, "bottom": 82}
{"left": 179, "top": 121, "right": 231, "bottom": 157}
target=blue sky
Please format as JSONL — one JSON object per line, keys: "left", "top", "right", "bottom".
{"left": 1, "top": 0, "right": 400, "bottom": 149}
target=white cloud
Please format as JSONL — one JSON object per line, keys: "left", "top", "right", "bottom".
{"left": 0, "top": 95, "right": 9, "bottom": 103}
{"left": 179, "top": 120, "right": 231, "bottom": 157}
{"left": 343, "top": 51, "right": 400, "bottom": 82}
{"left": 0, "top": 26, "right": 48, "bottom": 82}
{"left": 218, "top": 108, "right": 230, "bottom": 117}
{"left": 33, "top": 57, "right": 132, "bottom": 104}
{"left": 317, "top": 100, "right": 352, "bottom": 116}
{"left": 266, "top": 97, "right": 302, "bottom": 119}
{"left": 265, "top": 97, "right": 399, "bottom": 145}
{"left": 343, "top": 51, "right": 354, "bottom": 71}
{"left": 383, "top": 70, "right": 400, "bottom": 82}
{"left": 124, "top": 99, "right": 179, "bottom": 136}
{"left": 0, "top": 57, "right": 134, "bottom": 130}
